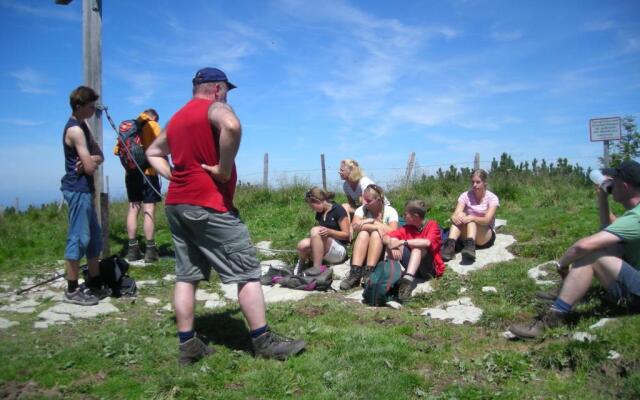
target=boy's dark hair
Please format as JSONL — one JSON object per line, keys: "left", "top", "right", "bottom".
{"left": 69, "top": 85, "right": 99, "bottom": 111}
{"left": 404, "top": 199, "right": 429, "bottom": 219}
{"left": 143, "top": 108, "right": 159, "bottom": 122}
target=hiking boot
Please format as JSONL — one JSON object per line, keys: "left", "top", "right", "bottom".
{"left": 64, "top": 288, "right": 99, "bottom": 306}
{"left": 178, "top": 335, "right": 215, "bottom": 366}
{"left": 441, "top": 238, "right": 456, "bottom": 262}
{"left": 360, "top": 266, "right": 374, "bottom": 287}
{"left": 252, "top": 330, "right": 306, "bottom": 360}
{"left": 508, "top": 308, "right": 567, "bottom": 339}
{"left": 461, "top": 238, "right": 476, "bottom": 262}
{"left": 397, "top": 276, "right": 415, "bottom": 302}
{"left": 126, "top": 243, "right": 143, "bottom": 261}
{"left": 144, "top": 245, "right": 159, "bottom": 263}
{"left": 535, "top": 287, "right": 560, "bottom": 303}
{"left": 84, "top": 285, "right": 112, "bottom": 300}
{"left": 339, "top": 266, "right": 362, "bottom": 290}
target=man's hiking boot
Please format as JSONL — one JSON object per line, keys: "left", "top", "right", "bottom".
{"left": 340, "top": 266, "right": 362, "bottom": 290}
{"left": 64, "top": 288, "right": 99, "bottom": 306}
{"left": 126, "top": 243, "right": 143, "bottom": 261}
{"left": 461, "top": 238, "right": 476, "bottom": 262}
{"left": 178, "top": 335, "right": 215, "bottom": 366}
{"left": 508, "top": 308, "right": 567, "bottom": 339}
{"left": 535, "top": 287, "right": 560, "bottom": 303}
{"left": 144, "top": 245, "right": 159, "bottom": 263}
{"left": 397, "top": 275, "right": 415, "bottom": 302}
{"left": 441, "top": 238, "right": 456, "bottom": 262}
{"left": 84, "top": 284, "right": 111, "bottom": 300}
{"left": 360, "top": 266, "right": 374, "bottom": 287}
{"left": 252, "top": 330, "right": 306, "bottom": 360}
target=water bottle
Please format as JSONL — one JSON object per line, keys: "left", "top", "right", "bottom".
{"left": 589, "top": 169, "right": 612, "bottom": 193}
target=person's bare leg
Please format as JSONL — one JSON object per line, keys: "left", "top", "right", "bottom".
{"left": 143, "top": 203, "right": 156, "bottom": 241}
{"left": 127, "top": 202, "right": 141, "bottom": 239}
{"left": 174, "top": 281, "right": 198, "bottom": 332}
{"left": 365, "top": 231, "right": 384, "bottom": 266}
{"left": 404, "top": 248, "right": 424, "bottom": 276}
{"left": 297, "top": 237, "right": 311, "bottom": 264}
{"left": 237, "top": 281, "right": 267, "bottom": 330}
{"left": 309, "top": 227, "right": 325, "bottom": 266}
{"left": 448, "top": 224, "right": 462, "bottom": 240}
{"left": 351, "top": 231, "right": 370, "bottom": 266}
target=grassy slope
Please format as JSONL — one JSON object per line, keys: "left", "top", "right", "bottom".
{"left": 0, "top": 174, "right": 638, "bottom": 399}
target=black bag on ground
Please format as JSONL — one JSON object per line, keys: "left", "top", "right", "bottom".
{"left": 82, "top": 255, "right": 137, "bottom": 297}
{"left": 279, "top": 265, "right": 334, "bottom": 291}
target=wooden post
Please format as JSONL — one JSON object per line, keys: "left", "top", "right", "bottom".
{"left": 263, "top": 153, "right": 269, "bottom": 188}
{"left": 474, "top": 153, "right": 480, "bottom": 170}
{"left": 83, "top": 0, "right": 106, "bottom": 255}
{"left": 603, "top": 140, "right": 610, "bottom": 167}
{"left": 321, "top": 154, "right": 327, "bottom": 190}
{"left": 15, "top": 197, "right": 19, "bottom": 212}
{"left": 404, "top": 152, "right": 416, "bottom": 187}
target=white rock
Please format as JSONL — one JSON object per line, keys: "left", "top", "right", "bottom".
{"left": 447, "top": 234, "right": 516, "bottom": 275}
{"left": 0, "top": 298, "right": 40, "bottom": 313}
{"left": 482, "top": 286, "right": 497, "bottom": 293}
{"left": 220, "top": 282, "right": 319, "bottom": 303}
{"left": 144, "top": 297, "right": 161, "bottom": 305}
{"left": 0, "top": 317, "right": 18, "bottom": 329}
{"left": 344, "top": 289, "right": 364, "bottom": 301}
{"left": 386, "top": 301, "right": 402, "bottom": 309}
{"left": 163, "top": 274, "right": 176, "bottom": 282}
{"left": 162, "top": 303, "right": 173, "bottom": 312}
{"left": 494, "top": 219, "right": 507, "bottom": 229}
{"left": 502, "top": 330, "right": 517, "bottom": 339}
{"left": 608, "top": 350, "right": 621, "bottom": 360}
{"left": 527, "top": 261, "right": 558, "bottom": 286}
{"left": 136, "top": 280, "right": 158, "bottom": 288}
{"left": 590, "top": 318, "right": 615, "bottom": 329}
{"left": 421, "top": 297, "right": 483, "bottom": 324}
{"left": 413, "top": 280, "right": 434, "bottom": 295}
{"left": 572, "top": 332, "right": 597, "bottom": 342}
{"left": 38, "top": 302, "right": 119, "bottom": 321}
{"left": 195, "top": 289, "right": 221, "bottom": 301}
{"left": 459, "top": 287, "right": 468, "bottom": 294}
{"left": 0, "top": 284, "right": 10, "bottom": 291}
{"left": 204, "top": 299, "right": 226, "bottom": 309}
{"left": 255, "top": 241, "right": 275, "bottom": 256}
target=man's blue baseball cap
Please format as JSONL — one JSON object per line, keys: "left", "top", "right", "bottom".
{"left": 192, "top": 67, "right": 236, "bottom": 89}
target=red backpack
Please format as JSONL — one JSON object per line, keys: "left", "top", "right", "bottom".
{"left": 116, "top": 119, "right": 148, "bottom": 171}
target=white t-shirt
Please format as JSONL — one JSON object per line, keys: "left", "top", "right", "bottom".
{"left": 343, "top": 176, "right": 375, "bottom": 206}
{"left": 354, "top": 204, "right": 399, "bottom": 225}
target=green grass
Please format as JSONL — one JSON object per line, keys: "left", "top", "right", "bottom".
{"left": 1, "top": 172, "right": 639, "bottom": 399}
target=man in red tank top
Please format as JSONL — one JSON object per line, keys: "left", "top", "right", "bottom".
{"left": 147, "top": 68, "right": 305, "bottom": 365}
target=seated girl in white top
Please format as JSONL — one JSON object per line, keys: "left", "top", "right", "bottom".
{"left": 339, "top": 159, "right": 376, "bottom": 217}
{"left": 442, "top": 169, "right": 499, "bottom": 263}
{"left": 296, "top": 187, "right": 350, "bottom": 271}
{"left": 339, "top": 184, "right": 399, "bottom": 290}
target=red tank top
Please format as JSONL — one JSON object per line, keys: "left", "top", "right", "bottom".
{"left": 165, "top": 98, "right": 237, "bottom": 212}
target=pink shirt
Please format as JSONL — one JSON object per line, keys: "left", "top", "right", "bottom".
{"left": 458, "top": 189, "right": 499, "bottom": 228}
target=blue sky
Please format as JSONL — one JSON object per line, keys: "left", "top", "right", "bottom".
{"left": 1, "top": 0, "right": 639, "bottom": 209}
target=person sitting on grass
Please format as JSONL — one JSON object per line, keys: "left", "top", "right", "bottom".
{"left": 381, "top": 199, "right": 446, "bottom": 302}
{"left": 296, "top": 187, "right": 350, "bottom": 271}
{"left": 442, "top": 169, "right": 499, "bottom": 263}
{"left": 340, "top": 184, "right": 399, "bottom": 290}
{"left": 508, "top": 161, "right": 640, "bottom": 339}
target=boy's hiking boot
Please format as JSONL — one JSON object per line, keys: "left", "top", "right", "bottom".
{"left": 144, "top": 245, "right": 159, "bottom": 263}
{"left": 508, "top": 308, "right": 567, "bottom": 339}
{"left": 441, "top": 238, "right": 456, "bottom": 262}
{"left": 252, "top": 330, "right": 306, "bottom": 360}
{"left": 84, "top": 285, "right": 111, "bottom": 300}
{"left": 178, "top": 335, "right": 215, "bottom": 366}
{"left": 126, "top": 243, "right": 143, "bottom": 261}
{"left": 64, "top": 288, "right": 99, "bottom": 306}
{"left": 340, "top": 266, "right": 362, "bottom": 290}
{"left": 397, "top": 275, "right": 415, "bottom": 302}
{"left": 461, "top": 238, "right": 476, "bottom": 262}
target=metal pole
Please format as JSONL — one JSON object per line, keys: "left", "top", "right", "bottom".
{"left": 603, "top": 140, "right": 610, "bottom": 167}
{"left": 83, "top": 0, "right": 106, "bottom": 255}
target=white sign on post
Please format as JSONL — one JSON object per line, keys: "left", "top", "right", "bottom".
{"left": 590, "top": 117, "right": 622, "bottom": 142}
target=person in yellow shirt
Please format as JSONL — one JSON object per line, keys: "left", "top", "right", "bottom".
{"left": 114, "top": 109, "right": 162, "bottom": 262}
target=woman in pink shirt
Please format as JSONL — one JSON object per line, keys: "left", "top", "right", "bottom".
{"left": 442, "top": 169, "right": 499, "bottom": 262}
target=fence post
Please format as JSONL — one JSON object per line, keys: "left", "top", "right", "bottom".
{"left": 15, "top": 197, "right": 19, "bottom": 212}
{"left": 263, "top": 153, "right": 269, "bottom": 188}
{"left": 404, "top": 152, "right": 415, "bottom": 187}
{"left": 321, "top": 154, "right": 327, "bottom": 190}
{"left": 474, "top": 153, "right": 480, "bottom": 170}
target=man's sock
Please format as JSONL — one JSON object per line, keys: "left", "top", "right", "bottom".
{"left": 67, "top": 280, "right": 79, "bottom": 293}
{"left": 551, "top": 298, "right": 572, "bottom": 314}
{"left": 178, "top": 330, "right": 195, "bottom": 344}
{"left": 403, "top": 273, "right": 415, "bottom": 281}
{"left": 250, "top": 324, "right": 269, "bottom": 339}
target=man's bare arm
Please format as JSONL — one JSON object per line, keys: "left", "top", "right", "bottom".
{"left": 146, "top": 128, "right": 172, "bottom": 180}
{"left": 201, "top": 103, "right": 241, "bottom": 183}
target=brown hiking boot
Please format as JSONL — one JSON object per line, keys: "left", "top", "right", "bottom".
{"left": 252, "top": 331, "right": 306, "bottom": 360}
{"left": 126, "top": 243, "right": 143, "bottom": 261}
{"left": 461, "top": 238, "right": 476, "bottom": 261}
{"left": 144, "top": 245, "right": 159, "bottom": 263}
{"left": 397, "top": 275, "right": 415, "bottom": 302}
{"left": 360, "top": 266, "right": 374, "bottom": 287}
{"left": 441, "top": 238, "right": 456, "bottom": 261}
{"left": 340, "top": 266, "right": 363, "bottom": 290}
{"left": 178, "top": 336, "right": 215, "bottom": 366}
{"left": 508, "top": 309, "right": 567, "bottom": 339}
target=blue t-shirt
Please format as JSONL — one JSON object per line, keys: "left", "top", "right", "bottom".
{"left": 60, "top": 118, "right": 95, "bottom": 193}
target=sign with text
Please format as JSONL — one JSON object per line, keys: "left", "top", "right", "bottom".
{"left": 590, "top": 117, "right": 621, "bottom": 142}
